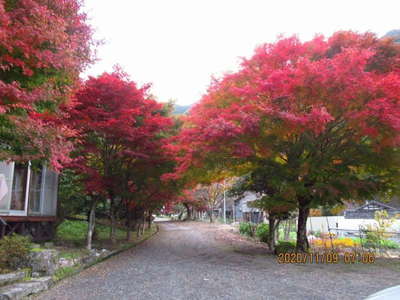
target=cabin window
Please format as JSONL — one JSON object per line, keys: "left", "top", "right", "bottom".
{"left": 0, "top": 161, "right": 13, "bottom": 211}
{"left": 10, "top": 163, "right": 28, "bottom": 211}
{"left": 42, "top": 167, "right": 58, "bottom": 216}
{"left": 28, "top": 166, "right": 43, "bottom": 213}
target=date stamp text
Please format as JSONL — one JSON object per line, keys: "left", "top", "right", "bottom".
{"left": 277, "top": 252, "right": 375, "bottom": 264}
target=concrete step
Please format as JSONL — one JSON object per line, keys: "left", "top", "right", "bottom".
{"left": 0, "top": 277, "right": 53, "bottom": 300}
{"left": 0, "top": 272, "right": 25, "bottom": 288}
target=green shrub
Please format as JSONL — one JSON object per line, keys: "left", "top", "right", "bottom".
{"left": 363, "top": 230, "right": 381, "bottom": 249}
{"left": 53, "top": 266, "right": 76, "bottom": 281}
{"left": 239, "top": 222, "right": 256, "bottom": 237}
{"left": 275, "top": 241, "right": 296, "bottom": 254}
{"left": 360, "top": 234, "right": 400, "bottom": 250}
{"left": 380, "top": 239, "right": 400, "bottom": 249}
{"left": 314, "top": 231, "right": 322, "bottom": 238}
{"left": 0, "top": 234, "right": 31, "bottom": 273}
{"left": 255, "top": 223, "right": 269, "bottom": 243}
{"left": 361, "top": 211, "right": 396, "bottom": 250}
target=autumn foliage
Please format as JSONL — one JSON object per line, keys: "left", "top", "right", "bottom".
{"left": 2, "top": 4, "right": 400, "bottom": 254}
{"left": 0, "top": 0, "right": 93, "bottom": 168}
{"left": 68, "top": 70, "right": 175, "bottom": 244}
{"left": 171, "top": 31, "right": 400, "bottom": 251}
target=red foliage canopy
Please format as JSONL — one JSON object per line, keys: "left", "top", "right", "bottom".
{"left": 170, "top": 31, "right": 400, "bottom": 251}
{"left": 69, "top": 70, "right": 173, "bottom": 201}
{"left": 0, "top": 0, "right": 93, "bottom": 168}
{"left": 171, "top": 32, "right": 400, "bottom": 179}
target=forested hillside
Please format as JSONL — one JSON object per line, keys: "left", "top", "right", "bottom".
{"left": 173, "top": 105, "right": 191, "bottom": 115}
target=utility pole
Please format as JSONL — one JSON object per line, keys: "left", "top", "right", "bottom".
{"left": 223, "top": 179, "right": 226, "bottom": 224}
{"left": 232, "top": 200, "right": 235, "bottom": 223}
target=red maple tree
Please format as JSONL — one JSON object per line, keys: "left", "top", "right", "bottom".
{"left": 69, "top": 70, "right": 173, "bottom": 246}
{"left": 171, "top": 31, "right": 400, "bottom": 251}
{"left": 0, "top": 0, "right": 94, "bottom": 168}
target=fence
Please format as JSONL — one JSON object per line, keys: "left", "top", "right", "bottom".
{"left": 212, "top": 212, "right": 400, "bottom": 255}
{"left": 308, "top": 227, "right": 400, "bottom": 256}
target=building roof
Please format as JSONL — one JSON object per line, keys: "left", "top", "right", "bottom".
{"left": 355, "top": 200, "right": 397, "bottom": 212}
{"left": 344, "top": 199, "right": 400, "bottom": 219}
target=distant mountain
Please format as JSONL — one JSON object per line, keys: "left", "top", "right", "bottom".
{"left": 383, "top": 29, "right": 400, "bottom": 43}
{"left": 173, "top": 105, "right": 191, "bottom": 115}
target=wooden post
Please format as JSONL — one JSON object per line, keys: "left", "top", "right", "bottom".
{"left": 0, "top": 224, "right": 5, "bottom": 239}
{"left": 0, "top": 217, "right": 6, "bottom": 239}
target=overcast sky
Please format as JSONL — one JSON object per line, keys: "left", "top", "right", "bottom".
{"left": 82, "top": 0, "right": 400, "bottom": 105}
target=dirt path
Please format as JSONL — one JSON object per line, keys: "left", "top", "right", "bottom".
{"left": 36, "top": 221, "right": 400, "bottom": 300}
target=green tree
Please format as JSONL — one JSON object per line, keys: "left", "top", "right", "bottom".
{"left": 229, "top": 162, "right": 296, "bottom": 252}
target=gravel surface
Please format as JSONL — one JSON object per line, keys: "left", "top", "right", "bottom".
{"left": 36, "top": 221, "right": 400, "bottom": 300}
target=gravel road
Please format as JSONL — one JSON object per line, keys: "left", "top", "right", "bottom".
{"left": 36, "top": 221, "right": 400, "bottom": 300}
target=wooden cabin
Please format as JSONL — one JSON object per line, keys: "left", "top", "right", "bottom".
{"left": 0, "top": 161, "right": 58, "bottom": 241}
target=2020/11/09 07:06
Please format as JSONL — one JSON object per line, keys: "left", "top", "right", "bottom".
{"left": 277, "top": 252, "right": 376, "bottom": 264}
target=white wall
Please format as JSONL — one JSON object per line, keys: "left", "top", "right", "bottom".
{"left": 238, "top": 192, "right": 260, "bottom": 213}
{"left": 307, "top": 216, "right": 400, "bottom": 238}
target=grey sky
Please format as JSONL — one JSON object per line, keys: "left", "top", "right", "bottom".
{"left": 83, "top": 0, "right": 399, "bottom": 105}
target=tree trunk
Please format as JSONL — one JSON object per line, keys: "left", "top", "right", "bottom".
{"left": 141, "top": 213, "right": 145, "bottom": 235}
{"left": 87, "top": 199, "right": 97, "bottom": 250}
{"left": 208, "top": 208, "right": 213, "bottom": 223}
{"left": 126, "top": 207, "right": 131, "bottom": 241}
{"left": 136, "top": 221, "right": 141, "bottom": 237}
{"left": 284, "top": 219, "right": 291, "bottom": 241}
{"left": 131, "top": 217, "right": 137, "bottom": 237}
{"left": 268, "top": 215, "right": 276, "bottom": 252}
{"left": 296, "top": 201, "right": 310, "bottom": 252}
{"left": 135, "top": 209, "right": 143, "bottom": 237}
{"left": 129, "top": 207, "right": 137, "bottom": 239}
{"left": 126, "top": 217, "right": 131, "bottom": 241}
{"left": 147, "top": 210, "right": 152, "bottom": 229}
{"left": 109, "top": 197, "right": 116, "bottom": 244}
{"left": 183, "top": 203, "right": 191, "bottom": 221}
{"left": 275, "top": 221, "right": 280, "bottom": 242}
{"left": 275, "top": 219, "right": 282, "bottom": 245}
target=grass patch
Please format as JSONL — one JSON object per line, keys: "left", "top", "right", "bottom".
{"left": 53, "top": 266, "right": 77, "bottom": 281}
{"left": 277, "top": 229, "right": 296, "bottom": 240}
{"left": 96, "top": 223, "right": 127, "bottom": 240}
{"left": 30, "top": 247, "right": 44, "bottom": 252}
{"left": 56, "top": 219, "right": 127, "bottom": 247}
{"left": 22, "top": 268, "right": 32, "bottom": 281}
{"left": 58, "top": 248, "right": 89, "bottom": 260}
{"left": 56, "top": 220, "right": 88, "bottom": 245}
{"left": 56, "top": 219, "right": 158, "bottom": 251}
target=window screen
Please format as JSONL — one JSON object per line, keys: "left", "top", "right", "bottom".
{"left": 28, "top": 166, "right": 43, "bottom": 213}
{"left": 10, "top": 163, "right": 28, "bottom": 211}
{"left": 0, "top": 161, "right": 14, "bottom": 211}
{"left": 41, "top": 167, "right": 58, "bottom": 216}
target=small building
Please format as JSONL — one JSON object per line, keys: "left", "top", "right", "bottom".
{"left": 233, "top": 192, "right": 264, "bottom": 223}
{"left": 0, "top": 161, "right": 58, "bottom": 241}
{"left": 344, "top": 200, "right": 400, "bottom": 219}
{"left": 214, "top": 194, "right": 235, "bottom": 221}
